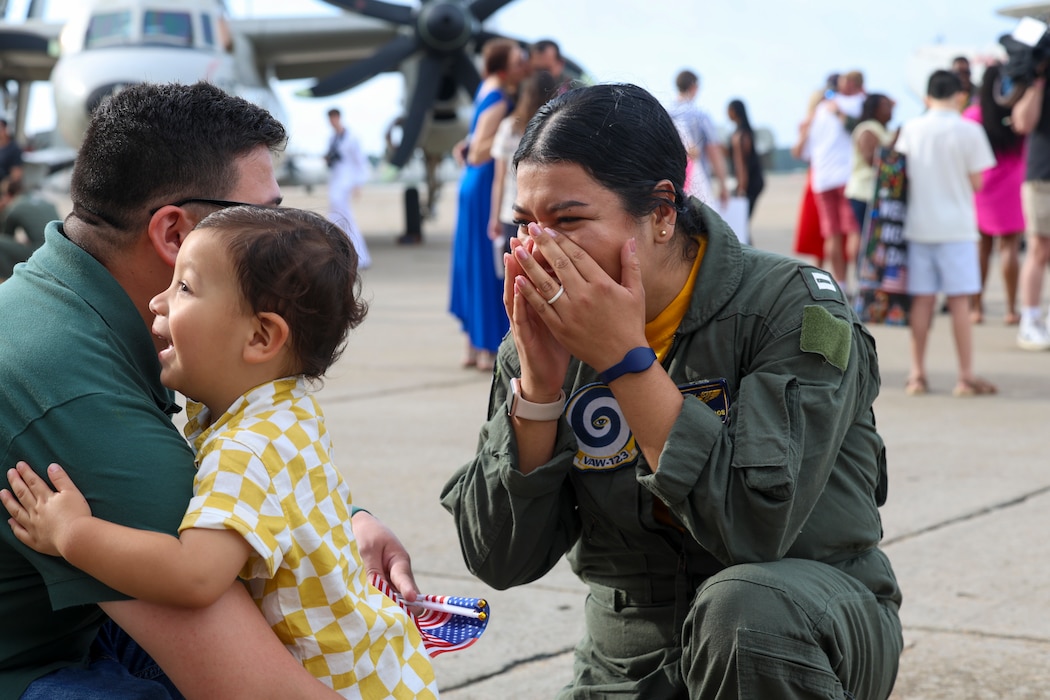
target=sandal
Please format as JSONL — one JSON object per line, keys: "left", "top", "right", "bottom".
{"left": 952, "top": 377, "right": 997, "bottom": 397}
{"left": 905, "top": 377, "right": 928, "bottom": 396}
{"left": 475, "top": 351, "right": 495, "bottom": 372}
{"left": 462, "top": 344, "right": 479, "bottom": 369}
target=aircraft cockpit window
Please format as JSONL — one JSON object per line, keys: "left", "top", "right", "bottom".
{"left": 142, "top": 11, "right": 193, "bottom": 47}
{"left": 85, "top": 11, "right": 133, "bottom": 49}
{"left": 201, "top": 13, "right": 215, "bottom": 48}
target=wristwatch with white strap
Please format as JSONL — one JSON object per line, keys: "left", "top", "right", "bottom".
{"left": 506, "top": 377, "right": 566, "bottom": 421}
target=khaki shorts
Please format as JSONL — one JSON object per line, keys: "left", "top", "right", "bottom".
{"left": 1022, "top": 180, "right": 1050, "bottom": 236}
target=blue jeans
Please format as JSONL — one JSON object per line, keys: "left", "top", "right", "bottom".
{"left": 849, "top": 198, "right": 869, "bottom": 236}
{"left": 20, "top": 621, "right": 184, "bottom": 699}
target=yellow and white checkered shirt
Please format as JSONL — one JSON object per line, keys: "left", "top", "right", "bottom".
{"left": 179, "top": 377, "right": 439, "bottom": 699}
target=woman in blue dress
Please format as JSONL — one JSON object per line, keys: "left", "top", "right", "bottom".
{"left": 450, "top": 38, "right": 526, "bottom": 371}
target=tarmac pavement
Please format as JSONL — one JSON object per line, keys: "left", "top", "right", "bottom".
{"left": 48, "top": 170, "right": 1046, "bottom": 699}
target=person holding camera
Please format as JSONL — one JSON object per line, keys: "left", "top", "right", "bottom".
{"left": 1009, "top": 53, "right": 1050, "bottom": 350}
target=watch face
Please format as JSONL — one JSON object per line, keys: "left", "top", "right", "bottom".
{"left": 506, "top": 377, "right": 521, "bottom": 416}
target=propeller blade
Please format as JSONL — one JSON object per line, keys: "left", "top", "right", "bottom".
{"left": 391, "top": 55, "right": 445, "bottom": 167}
{"left": 472, "top": 29, "right": 503, "bottom": 49}
{"left": 468, "top": 0, "right": 515, "bottom": 23}
{"left": 321, "top": 0, "right": 414, "bottom": 25}
{"left": 448, "top": 49, "right": 480, "bottom": 98}
{"left": 304, "top": 34, "right": 420, "bottom": 98}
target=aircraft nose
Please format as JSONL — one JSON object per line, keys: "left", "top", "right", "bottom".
{"left": 86, "top": 82, "right": 141, "bottom": 114}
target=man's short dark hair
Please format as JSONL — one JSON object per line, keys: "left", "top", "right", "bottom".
{"left": 69, "top": 81, "right": 287, "bottom": 254}
{"left": 927, "top": 69, "right": 963, "bottom": 100}
{"left": 327, "top": 108, "right": 341, "bottom": 118}
{"left": 531, "top": 39, "right": 561, "bottom": 60}
{"left": 676, "top": 70, "right": 699, "bottom": 94}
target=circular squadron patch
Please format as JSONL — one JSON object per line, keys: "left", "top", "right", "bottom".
{"left": 566, "top": 383, "right": 639, "bottom": 472}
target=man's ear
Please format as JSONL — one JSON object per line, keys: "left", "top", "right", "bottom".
{"left": 244, "top": 311, "right": 291, "bottom": 365}
{"left": 146, "top": 206, "right": 195, "bottom": 267}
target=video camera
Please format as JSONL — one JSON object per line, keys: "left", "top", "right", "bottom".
{"left": 998, "top": 17, "right": 1050, "bottom": 106}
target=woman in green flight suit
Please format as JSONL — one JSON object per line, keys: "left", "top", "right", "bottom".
{"left": 442, "top": 83, "right": 902, "bottom": 699}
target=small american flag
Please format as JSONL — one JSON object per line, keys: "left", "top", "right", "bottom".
{"left": 369, "top": 572, "right": 490, "bottom": 656}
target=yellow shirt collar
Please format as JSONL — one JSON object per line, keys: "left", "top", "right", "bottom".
{"left": 644, "top": 237, "right": 707, "bottom": 361}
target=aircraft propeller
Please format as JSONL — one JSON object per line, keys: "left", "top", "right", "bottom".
{"left": 310, "top": 0, "right": 517, "bottom": 168}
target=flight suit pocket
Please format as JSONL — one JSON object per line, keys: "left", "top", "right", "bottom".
{"left": 732, "top": 371, "right": 799, "bottom": 500}
{"left": 736, "top": 628, "right": 843, "bottom": 699}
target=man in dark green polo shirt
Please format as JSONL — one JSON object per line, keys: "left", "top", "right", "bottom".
{"left": 0, "top": 82, "right": 417, "bottom": 700}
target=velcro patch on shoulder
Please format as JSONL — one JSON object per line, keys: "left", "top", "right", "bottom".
{"left": 800, "top": 305, "right": 851, "bottom": 371}
{"left": 799, "top": 267, "right": 845, "bottom": 302}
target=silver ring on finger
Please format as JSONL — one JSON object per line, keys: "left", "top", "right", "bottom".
{"left": 546, "top": 285, "right": 565, "bottom": 305}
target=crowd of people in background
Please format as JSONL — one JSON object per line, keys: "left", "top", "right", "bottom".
{"left": 4, "top": 38, "right": 1047, "bottom": 376}
{"left": 784, "top": 51, "right": 1050, "bottom": 398}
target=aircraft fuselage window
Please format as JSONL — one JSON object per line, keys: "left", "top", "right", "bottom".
{"left": 143, "top": 11, "right": 193, "bottom": 47}
{"left": 85, "top": 11, "right": 133, "bottom": 49}
{"left": 201, "top": 13, "right": 214, "bottom": 48}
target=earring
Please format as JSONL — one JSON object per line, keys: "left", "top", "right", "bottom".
{"left": 660, "top": 230, "right": 668, "bottom": 237}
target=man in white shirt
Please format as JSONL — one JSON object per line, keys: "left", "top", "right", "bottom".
{"left": 808, "top": 70, "right": 865, "bottom": 288}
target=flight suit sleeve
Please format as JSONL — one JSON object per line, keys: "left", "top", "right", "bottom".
{"left": 639, "top": 271, "right": 879, "bottom": 565}
{"left": 440, "top": 371, "right": 582, "bottom": 590}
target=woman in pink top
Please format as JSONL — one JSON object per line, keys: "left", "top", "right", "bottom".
{"left": 963, "top": 63, "right": 1026, "bottom": 324}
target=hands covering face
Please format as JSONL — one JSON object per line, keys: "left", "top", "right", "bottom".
{"left": 503, "top": 223, "right": 648, "bottom": 396}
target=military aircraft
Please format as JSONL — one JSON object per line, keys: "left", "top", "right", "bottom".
{"left": 0, "top": 0, "right": 571, "bottom": 224}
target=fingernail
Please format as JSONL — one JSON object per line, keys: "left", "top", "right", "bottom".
{"left": 514, "top": 247, "right": 528, "bottom": 260}
{"left": 629, "top": 238, "right": 637, "bottom": 253}
{"left": 48, "top": 464, "right": 60, "bottom": 474}
{"left": 544, "top": 227, "right": 557, "bottom": 238}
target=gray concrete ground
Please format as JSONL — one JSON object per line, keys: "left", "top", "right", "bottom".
{"left": 51, "top": 170, "right": 1050, "bottom": 698}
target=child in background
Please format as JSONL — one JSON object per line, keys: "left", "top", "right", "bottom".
{"left": 895, "top": 70, "right": 997, "bottom": 397}
{"left": 2, "top": 206, "right": 440, "bottom": 699}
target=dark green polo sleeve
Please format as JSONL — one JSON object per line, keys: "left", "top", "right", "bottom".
{"left": 3, "top": 392, "right": 196, "bottom": 609}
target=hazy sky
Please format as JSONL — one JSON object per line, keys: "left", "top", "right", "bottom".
{"left": 12, "top": 0, "right": 1026, "bottom": 157}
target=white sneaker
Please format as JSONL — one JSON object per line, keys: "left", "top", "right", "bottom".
{"left": 1017, "top": 321, "right": 1050, "bottom": 351}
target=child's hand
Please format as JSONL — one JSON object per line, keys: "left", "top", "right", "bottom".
{"left": 1, "top": 461, "right": 92, "bottom": 557}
